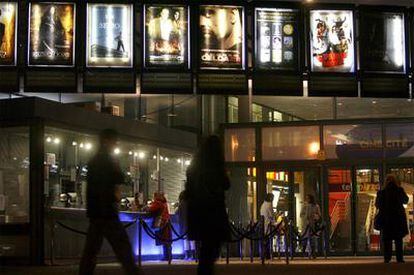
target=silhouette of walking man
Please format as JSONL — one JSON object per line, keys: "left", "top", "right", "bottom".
{"left": 79, "top": 129, "right": 141, "bottom": 275}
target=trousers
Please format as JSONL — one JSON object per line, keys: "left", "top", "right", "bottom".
{"left": 383, "top": 237, "right": 404, "bottom": 262}
{"left": 79, "top": 218, "right": 140, "bottom": 275}
{"left": 197, "top": 240, "right": 221, "bottom": 275}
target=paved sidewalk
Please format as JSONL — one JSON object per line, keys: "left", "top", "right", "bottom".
{"left": 2, "top": 257, "right": 414, "bottom": 275}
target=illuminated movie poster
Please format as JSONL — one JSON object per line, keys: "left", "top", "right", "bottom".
{"left": 199, "top": 5, "right": 244, "bottom": 69}
{"left": 145, "top": 5, "right": 188, "bottom": 68}
{"left": 255, "top": 8, "right": 298, "bottom": 70}
{"left": 29, "top": 3, "right": 75, "bottom": 66}
{"left": 361, "top": 11, "right": 405, "bottom": 73}
{"left": 87, "top": 4, "right": 133, "bottom": 67}
{"left": 310, "top": 10, "right": 354, "bottom": 73}
{"left": 0, "top": 2, "right": 17, "bottom": 66}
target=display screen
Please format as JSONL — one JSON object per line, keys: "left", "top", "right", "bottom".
{"left": 199, "top": 5, "right": 244, "bottom": 69}
{"left": 145, "top": 5, "right": 188, "bottom": 68}
{"left": 0, "top": 2, "right": 17, "bottom": 66}
{"left": 255, "top": 8, "right": 298, "bottom": 71}
{"left": 87, "top": 4, "right": 133, "bottom": 67}
{"left": 29, "top": 3, "right": 75, "bottom": 66}
{"left": 360, "top": 11, "right": 405, "bottom": 73}
{"left": 310, "top": 10, "right": 354, "bottom": 73}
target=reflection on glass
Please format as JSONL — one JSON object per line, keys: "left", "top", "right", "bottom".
{"left": 323, "top": 124, "right": 382, "bottom": 159}
{"left": 390, "top": 168, "right": 414, "bottom": 251}
{"left": 385, "top": 123, "right": 414, "bottom": 158}
{"left": 145, "top": 5, "right": 188, "bottom": 67}
{"left": 29, "top": 3, "right": 75, "bottom": 66}
{"left": 356, "top": 168, "right": 380, "bottom": 252}
{"left": 0, "top": 2, "right": 17, "bottom": 65}
{"left": 199, "top": 5, "right": 244, "bottom": 69}
{"left": 328, "top": 168, "right": 352, "bottom": 252}
{"left": 309, "top": 10, "right": 354, "bottom": 73}
{"left": 224, "top": 128, "right": 256, "bottom": 162}
{"left": 87, "top": 4, "right": 133, "bottom": 67}
{"left": 0, "top": 127, "right": 30, "bottom": 224}
{"left": 255, "top": 8, "right": 298, "bottom": 70}
{"left": 266, "top": 170, "right": 289, "bottom": 216}
{"left": 262, "top": 126, "right": 319, "bottom": 160}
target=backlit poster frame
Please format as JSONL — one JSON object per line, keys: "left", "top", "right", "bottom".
{"left": 144, "top": 4, "right": 190, "bottom": 69}
{"left": 198, "top": 4, "right": 245, "bottom": 70}
{"left": 254, "top": 7, "right": 300, "bottom": 72}
{"left": 359, "top": 7, "right": 407, "bottom": 74}
{"left": 86, "top": 3, "right": 133, "bottom": 68}
{"left": 0, "top": 2, "right": 17, "bottom": 66}
{"left": 309, "top": 8, "right": 355, "bottom": 73}
{"left": 28, "top": 2, "right": 76, "bottom": 67}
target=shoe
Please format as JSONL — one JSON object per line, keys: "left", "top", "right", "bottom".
{"left": 397, "top": 260, "right": 405, "bottom": 263}
{"left": 384, "top": 260, "right": 390, "bottom": 263}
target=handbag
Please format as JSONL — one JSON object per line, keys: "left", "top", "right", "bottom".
{"left": 152, "top": 214, "right": 162, "bottom": 228}
{"left": 373, "top": 210, "right": 383, "bottom": 231}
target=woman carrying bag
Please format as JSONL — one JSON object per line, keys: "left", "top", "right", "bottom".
{"left": 375, "top": 174, "right": 409, "bottom": 263}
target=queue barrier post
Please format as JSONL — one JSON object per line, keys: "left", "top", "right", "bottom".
{"left": 249, "top": 221, "right": 254, "bottom": 263}
{"left": 138, "top": 218, "right": 142, "bottom": 267}
{"left": 226, "top": 242, "right": 230, "bottom": 264}
{"left": 238, "top": 223, "right": 243, "bottom": 261}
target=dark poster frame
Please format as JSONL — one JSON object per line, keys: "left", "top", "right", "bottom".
{"left": 306, "top": 4, "right": 358, "bottom": 97}
{"left": 82, "top": 0, "right": 137, "bottom": 93}
{"left": 24, "top": 0, "right": 79, "bottom": 93}
{"left": 252, "top": 1, "right": 303, "bottom": 96}
{"left": 359, "top": 5, "right": 410, "bottom": 98}
{"left": 140, "top": 0, "right": 193, "bottom": 94}
{"left": 0, "top": 1, "right": 19, "bottom": 93}
{"left": 196, "top": 0, "right": 248, "bottom": 95}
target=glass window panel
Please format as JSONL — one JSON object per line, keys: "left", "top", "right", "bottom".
{"left": 323, "top": 124, "right": 382, "bottom": 159}
{"left": 224, "top": 128, "right": 256, "bottom": 162}
{"left": 385, "top": 123, "right": 414, "bottom": 158}
{"left": 262, "top": 126, "right": 320, "bottom": 160}
{"left": 0, "top": 127, "right": 30, "bottom": 224}
{"left": 328, "top": 168, "right": 352, "bottom": 252}
{"left": 356, "top": 168, "right": 380, "bottom": 253}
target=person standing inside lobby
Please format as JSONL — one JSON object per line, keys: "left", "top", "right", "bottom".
{"left": 79, "top": 129, "right": 141, "bottom": 275}
{"left": 376, "top": 174, "right": 409, "bottom": 263}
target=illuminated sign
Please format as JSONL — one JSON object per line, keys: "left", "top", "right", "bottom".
{"left": 0, "top": 2, "right": 17, "bottom": 66}
{"left": 87, "top": 4, "right": 133, "bottom": 67}
{"left": 199, "top": 5, "right": 244, "bottom": 69}
{"left": 144, "top": 5, "right": 188, "bottom": 68}
{"left": 255, "top": 8, "right": 298, "bottom": 71}
{"left": 29, "top": 3, "right": 75, "bottom": 66}
{"left": 360, "top": 11, "right": 405, "bottom": 73}
{"left": 310, "top": 10, "right": 354, "bottom": 73}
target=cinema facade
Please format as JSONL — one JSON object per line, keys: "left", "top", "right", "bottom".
{"left": 0, "top": 0, "right": 414, "bottom": 265}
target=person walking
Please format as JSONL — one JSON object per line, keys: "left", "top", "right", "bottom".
{"left": 79, "top": 129, "right": 141, "bottom": 275}
{"left": 300, "top": 194, "right": 321, "bottom": 258}
{"left": 376, "top": 174, "right": 409, "bottom": 263}
{"left": 186, "top": 135, "right": 230, "bottom": 275}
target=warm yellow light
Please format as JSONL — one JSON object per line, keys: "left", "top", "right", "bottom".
{"left": 309, "top": 142, "right": 320, "bottom": 155}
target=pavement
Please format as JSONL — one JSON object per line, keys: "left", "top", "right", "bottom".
{"left": 2, "top": 257, "right": 414, "bottom": 275}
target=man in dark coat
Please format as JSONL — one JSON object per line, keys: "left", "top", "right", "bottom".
{"left": 79, "top": 129, "right": 141, "bottom": 275}
{"left": 375, "top": 174, "right": 409, "bottom": 263}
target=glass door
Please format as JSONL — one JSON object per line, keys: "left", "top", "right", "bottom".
{"left": 327, "top": 168, "right": 353, "bottom": 253}
{"left": 355, "top": 168, "right": 380, "bottom": 254}
{"left": 388, "top": 167, "right": 414, "bottom": 252}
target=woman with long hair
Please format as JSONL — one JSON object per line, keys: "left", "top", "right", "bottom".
{"left": 185, "top": 135, "right": 230, "bottom": 275}
{"left": 376, "top": 174, "right": 409, "bottom": 263}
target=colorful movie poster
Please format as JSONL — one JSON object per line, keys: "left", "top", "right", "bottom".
{"left": 87, "top": 4, "right": 133, "bottom": 67}
{"left": 0, "top": 2, "right": 17, "bottom": 66}
{"left": 255, "top": 8, "right": 298, "bottom": 70}
{"left": 199, "top": 5, "right": 244, "bottom": 69}
{"left": 310, "top": 10, "right": 354, "bottom": 73}
{"left": 360, "top": 11, "right": 405, "bottom": 73}
{"left": 29, "top": 3, "right": 75, "bottom": 66}
{"left": 145, "top": 5, "right": 188, "bottom": 67}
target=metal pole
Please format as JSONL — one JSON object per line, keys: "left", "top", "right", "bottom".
{"left": 249, "top": 221, "right": 254, "bottom": 263}
{"left": 138, "top": 218, "right": 142, "bottom": 267}
{"left": 50, "top": 213, "right": 55, "bottom": 266}
{"left": 226, "top": 242, "right": 230, "bottom": 264}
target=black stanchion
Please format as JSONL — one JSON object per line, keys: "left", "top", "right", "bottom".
{"left": 138, "top": 218, "right": 142, "bottom": 267}
{"left": 249, "top": 222, "right": 254, "bottom": 263}
{"left": 226, "top": 242, "right": 230, "bottom": 264}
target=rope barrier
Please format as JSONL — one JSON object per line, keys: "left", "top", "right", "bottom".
{"left": 55, "top": 219, "right": 139, "bottom": 236}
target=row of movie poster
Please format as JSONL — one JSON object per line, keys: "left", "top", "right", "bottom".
{"left": 0, "top": 2, "right": 409, "bottom": 74}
